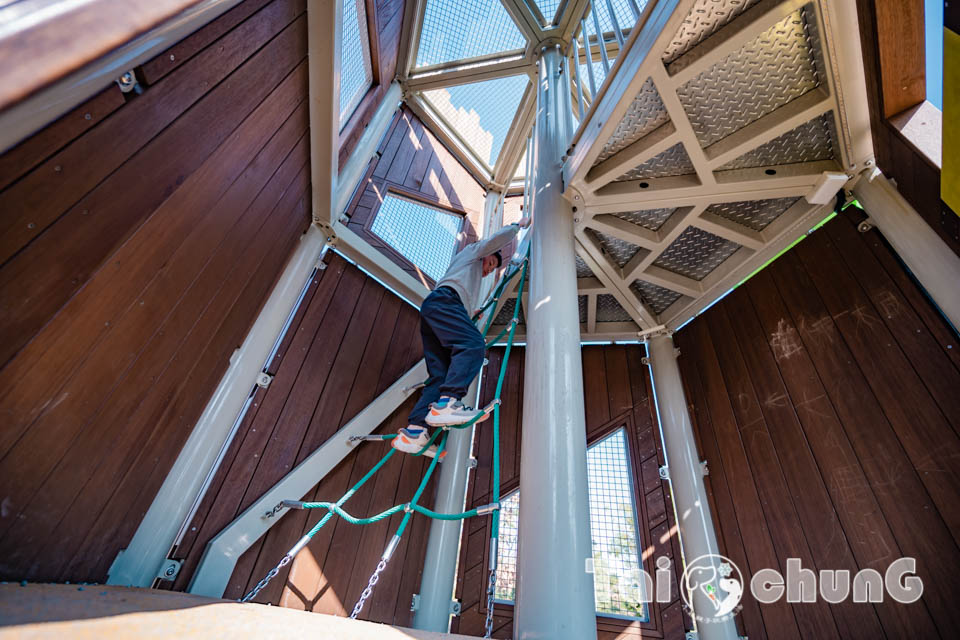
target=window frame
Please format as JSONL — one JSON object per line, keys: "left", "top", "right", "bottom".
{"left": 490, "top": 425, "right": 651, "bottom": 623}
{"left": 364, "top": 186, "right": 468, "bottom": 286}
{"left": 473, "top": 410, "right": 669, "bottom": 636}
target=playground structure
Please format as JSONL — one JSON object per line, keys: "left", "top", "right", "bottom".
{"left": 0, "top": 1, "right": 957, "bottom": 639}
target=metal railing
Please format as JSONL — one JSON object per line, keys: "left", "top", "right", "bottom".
{"left": 568, "top": 0, "right": 646, "bottom": 127}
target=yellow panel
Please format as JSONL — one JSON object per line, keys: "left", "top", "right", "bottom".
{"left": 944, "top": 27, "right": 960, "bottom": 213}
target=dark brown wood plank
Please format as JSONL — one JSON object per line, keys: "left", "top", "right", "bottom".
{"left": 770, "top": 248, "right": 960, "bottom": 635}
{"left": 794, "top": 227, "right": 960, "bottom": 541}
{"left": 603, "top": 345, "right": 632, "bottom": 420}
{"left": 684, "top": 317, "right": 802, "bottom": 639}
{"left": 675, "top": 335, "right": 764, "bottom": 640}
{"left": 0, "top": 124, "right": 311, "bottom": 577}
{"left": 826, "top": 213, "right": 960, "bottom": 429}
{"left": 873, "top": 0, "right": 926, "bottom": 117}
{"left": 44, "top": 147, "right": 311, "bottom": 580}
{"left": 0, "top": 86, "right": 125, "bottom": 192}
{"left": 582, "top": 346, "right": 610, "bottom": 431}
{"left": 744, "top": 264, "right": 939, "bottom": 639}
{"left": 140, "top": 0, "right": 275, "bottom": 84}
{"left": 0, "top": 10, "right": 308, "bottom": 370}
{"left": 0, "top": 0, "right": 306, "bottom": 268}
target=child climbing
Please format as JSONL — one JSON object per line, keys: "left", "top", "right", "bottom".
{"left": 392, "top": 216, "right": 532, "bottom": 454}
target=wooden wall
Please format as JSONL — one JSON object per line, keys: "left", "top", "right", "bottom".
{"left": 675, "top": 211, "right": 960, "bottom": 640}
{"left": 345, "top": 107, "right": 488, "bottom": 288}
{"left": 856, "top": 0, "right": 959, "bottom": 253}
{"left": 452, "top": 345, "right": 689, "bottom": 640}
{"left": 339, "top": 0, "right": 406, "bottom": 168}
{"left": 0, "top": 0, "right": 312, "bottom": 582}
{"left": 166, "top": 253, "right": 432, "bottom": 625}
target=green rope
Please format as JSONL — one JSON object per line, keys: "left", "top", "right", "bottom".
{"left": 259, "top": 250, "right": 529, "bottom": 585}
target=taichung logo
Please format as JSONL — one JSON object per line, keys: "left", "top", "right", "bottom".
{"left": 681, "top": 554, "right": 745, "bottom": 622}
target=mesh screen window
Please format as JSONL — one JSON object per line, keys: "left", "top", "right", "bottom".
{"left": 493, "top": 428, "right": 649, "bottom": 621}
{"left": 340, "top": 0, "right": 373, "bottom": 127}
{"left": 416, "top": 0, "right": 527, "bottom": 68}
{"left": 369, "top": 195, "right": 464, "bottom": 282}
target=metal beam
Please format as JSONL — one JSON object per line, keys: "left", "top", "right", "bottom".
{"left": 576, "top": 232, "right": 657, "bottom": 328}
{"left": 334, "top": 82, "right": 402, "bottom": 223}
{"left": 854, "top": 172, "right": 960, "bottom": 331}
{"left": 0, "top": 0, "right": 246, "bottom": 153}
{"left": 405, "top": 55, "right": 532, "bottom": 92}
{"left": 584, "top": 122, "right": 679, "bottom": 189}
{"left": 108, "top": 226, "right": 328, "bottom": 588}
{"left": 396, "top": 0, "right": 426, "bottom": 81}
{"left": 331, "top": 221, "right": 430, "bottom": 306}
{"left": 646, "top": 333, "right": 740, "bottom": 640}
{"left": 188, "top": 361, "right": 429, "bottom": 597}
{"left": 515, "top": 46, "right": 596, "bottom": 640}
{"left": 308, "top": 0, "right": 341, "bottom": 227}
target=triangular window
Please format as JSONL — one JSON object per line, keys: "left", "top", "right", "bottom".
{"left": 416, "top": 0, "right": 527, "bottom": 68}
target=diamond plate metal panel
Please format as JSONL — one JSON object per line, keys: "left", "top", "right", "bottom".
{"left": 595, "top": 78, "right": 670, "bottom": 164}
{"left": 706, "top": 197, "right": 800, "bottom": 231}
{"left": 611, "top": 208, "right": 677, "bottom": 231}
{"left": 575, "top": 254, "right": 594, "bottom": 278}
{"left": 588, "top": 229, "right": 642, "bottom": 268}
{"left": 663, "top": 0, "right": 764, "bottom": 67}
{"left": 494, "top": 297, "right": 525, "bottom": 325}
{"left": 596, "top": 294, "right": 634, "bottom": 323}
{"left": 614, "top": 143, "right": 696, "bottom": 182}
{"left": 653, "top": 227, "right": 741, "bottom": 280}
{"left": 677, "top": 8, "right": 821, "bottom": 147}
{"left": 578, "top": 295, "right": 588, "bottom": 324}
{"left": 631, "top": 280, "right": 682, "bottom": 314}
{"left": 718, "top": 113, "right": 838, "bottom": 170}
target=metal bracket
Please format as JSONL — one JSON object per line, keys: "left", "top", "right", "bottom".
{"left": 641, "top": 356, "right": 651, "bottom": 365}
{"left": 468, "top": 457, "right": 478, "bottom": 469}
{"left": 410, "top": 593, "right": 420, "bottom": 612}
{"left": 658, "top": 465, "right": 669, "bottom": 480}
{"left": 157, "top": 558, "right": 182, "bottom": 581}
{"left": 116, "top": 69, "right": 141, "bottom": 94}
{"left": 451, "top": 599, "right": 462, "bottom": 616}
{"left": 256, "top": 372, "right": 273, "bottom": 388}
{"left": 700, "top": 460, "right": 709, "bottom": 476}
{"left": 857, "top": 218, "right": 874, "bottom": 233}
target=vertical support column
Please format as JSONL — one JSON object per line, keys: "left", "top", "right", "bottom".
{"left": 853, "top": 172, "right": 960, "bottom": 331}
{"left": 308, "top": 0, "right": 341, "bottom": 226}
{"left": 646, "top": 333, "right": 739, "bottom": 640}
{"left": 412, "top": 375, "right": 481, "bottom": 631}
{"left": 515, "top": 46, "right": 597, "bottom": 640}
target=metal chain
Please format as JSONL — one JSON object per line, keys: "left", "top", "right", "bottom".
{"left": 483, "top": 569, "right": 497, "bottom": 637}
{"left": 264, "top": 501, "right": 285, "bottom": 518}
{"left": 240, "top": 554, "right": 291, "bottom": 603}
{"left": 350, "top": 558, "right": 388, "bottom": 619}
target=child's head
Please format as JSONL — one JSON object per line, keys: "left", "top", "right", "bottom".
{"left": 481, "top": 251, "right": 503, "bottom": 276}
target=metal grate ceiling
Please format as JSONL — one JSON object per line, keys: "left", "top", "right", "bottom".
{"left": 717, "top": 112, "right": 838, "bottom": 170}
{"left": 653, "top": 227, "right": 741, "bottom": 281}
{"left": 676, "top": 7, "right": 822, "bottom": 147}
{"left": 589, "top": 229, "right": 642, "bottom": 268}
{"left": 595, "top": 78, "right": 669, "bottom": 163}
{"left": 610, "top": 207, "right": 677, "bottom": 231}
{"left": 596, "top": 294, "right": 633, "bottom": 322}
{"left": 614, "top": 142, "right": 696, "bottom": 181}
{"left": 632, "top": 280, "right": 682, "bottom": 314}
{"left": 705, "top": 197, "right": 800, "bottom": 231}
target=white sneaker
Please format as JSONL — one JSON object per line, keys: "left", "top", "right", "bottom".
{"left": 425, "top": 399, "right": 485, "bottom": 427}
{"left": 391, "top": 426, "right": 430, "bottom": 453}
{"left": 391, "top": 426, "right": 445, "bottom": 459}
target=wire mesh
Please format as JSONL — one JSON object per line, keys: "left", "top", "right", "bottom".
{"left": 416, "top": 0, "right": 527, "bottom": 68}
{"left": 535, "top": 0, "right": 562, "bottom": 24}
{"left": 340, "top": 0, "right": 372, "bottom": 126}
{"left": 493, "top": 429, "right": 649, "bottom": 621}
{"left": 369, "top": 195, "right": 463, "bottom": 282}
{"left": 422, "top": 75, "right": 529, "bottom": 168}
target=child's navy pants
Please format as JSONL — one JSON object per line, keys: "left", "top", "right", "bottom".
{"left": 407, "top": 286, "right": 486, "bottom": 427}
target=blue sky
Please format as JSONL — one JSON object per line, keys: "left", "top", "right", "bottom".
{"left": 926, "top": 0, "right": 943, "bottom": 108}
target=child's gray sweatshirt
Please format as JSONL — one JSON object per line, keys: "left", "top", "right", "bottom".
{"left": 435, "top": 224, "right": 520, "bottom": 313}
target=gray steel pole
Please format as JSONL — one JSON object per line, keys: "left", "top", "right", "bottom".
{"left": 411, "top": 376, "right": 480, "bottom": 631}
{"left": 647, "top": 333, "right": 739, "bottom": 640}
{"left": 515, "top": 46, "right": 597, "bottom": 640}
{"left": 853, "top": 172, "right": 960, "bottom": 331}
